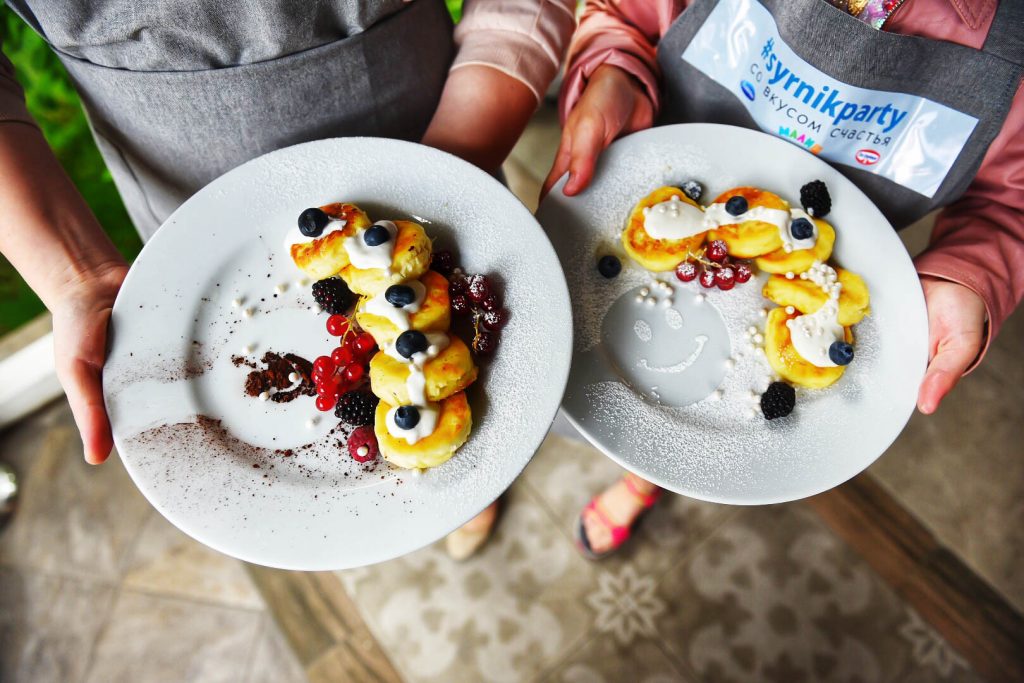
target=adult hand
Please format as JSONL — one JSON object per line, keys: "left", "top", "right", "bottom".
{"left": 51, "top": 264, "right": 128, "bottom": 464}
{"left": 916, "top": 276, "right": 986, "bottom": 414}
{"left": 542, "top": 64, "right": 654, "bottom": 198}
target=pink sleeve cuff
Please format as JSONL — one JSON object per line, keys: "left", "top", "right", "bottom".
{"left": 913, "top": 251, "right": 994, "bottom": 374}
{"left": 558, "top": 48, "right": 661, "bottom": 124}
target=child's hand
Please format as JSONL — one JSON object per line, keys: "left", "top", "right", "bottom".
{"left": 542, "top": 64, "right": 654, "bottom": 198}
{"left": 917, "top": 276, "right": 986, "bottom": 414}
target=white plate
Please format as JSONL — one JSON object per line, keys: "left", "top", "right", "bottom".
{"left": 539, "top": 124, "right": 927, "bottom": 505}
{"left": 104, "top": 138, "right": 571, "bottom": 570}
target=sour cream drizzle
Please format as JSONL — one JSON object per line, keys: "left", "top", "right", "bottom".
{"left": 786, "top": 261, "right": 844, "bottom": 367}
{"left": 383, "top": 332, "right": 450, "bottom": 443}
{"left": 364, "top": 280, "right": 427, "bottom": 331}
{"left": 385, "top": 404, "right": 440, "bottom": 446}
{"left": 343, "top": 220, "right": 397, "bottom": 274}
{"left": 283, "top": 216, "right": 348, "bottom": 254}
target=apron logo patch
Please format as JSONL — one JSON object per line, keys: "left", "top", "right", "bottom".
{"left": 680, "top": 0, "right": 979, "bottom": 198}
{"left": 856, "top": 149, "right": 881, "bottom": 166}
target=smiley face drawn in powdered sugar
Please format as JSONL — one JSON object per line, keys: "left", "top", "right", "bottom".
{"left": 600, "top": 285, "right": 731, "bottom": 406}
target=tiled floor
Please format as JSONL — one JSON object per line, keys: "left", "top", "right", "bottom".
{"left": 0, "top": 400, "right": 304, "bottom": 683}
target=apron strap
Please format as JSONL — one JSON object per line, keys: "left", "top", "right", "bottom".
{"left": 982, "top": 0, "right": 1024, "bottom": 66}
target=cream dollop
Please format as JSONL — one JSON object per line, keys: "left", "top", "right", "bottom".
{"left": 343, "top": 220, "right": 398, "bottom": 274}
{"left": 363, "top": 280, "right": 427, "bottom": 331}
{"left": 283, "top": 216, "right": 348, "bottom": 255}
{"left": 786, "top": 261, "right": 844, "bottom": 367}
{"left": 642, "top": 196, "right": 705, "bottom": 240}
{"left": 385, "top": 404, "right": 440, "bottom": 445}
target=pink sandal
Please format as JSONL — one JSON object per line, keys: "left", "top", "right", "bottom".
{"left": 574, "top": 475, "right": 662, "bottom": 560}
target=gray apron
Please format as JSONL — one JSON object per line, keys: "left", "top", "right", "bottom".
{"left": 656, "top": 0, "right": 1024, "bottom": 229}
{"left": 7, "top": 0, "right": 454, "bottom": 239}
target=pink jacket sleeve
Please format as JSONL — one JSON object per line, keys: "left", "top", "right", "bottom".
{"left": 453, "top": 0, "right": 578, "bottom": 103}
{"left": 558, "top": 0, "right": 685, "bottom": 123}
{"left": 0, "top": 44, "right": 37, "bottom": 128}
{"left": 914, "top": 80, "right": 1024, "bottom": 368}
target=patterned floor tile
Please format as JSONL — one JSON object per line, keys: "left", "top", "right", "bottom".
{"left": 0, "top": 567, "right": 116, "bottom": 683}
{"left": 245, "top": 615, "right": 308, "bottom": 683}
{"left": 122, "top": 511, "right": 263, "bottom": 609}
{"left": 542, "top": 632, "right": 691, "bottom": 683}
{"left": 652, "top": 504, "right": 982, "bottom": 683}
{"left": 0, "top": 401, "right": 151, "bottom": 581}
{"left": 337, "top": 483, "right": 599, "bottom": 683}
{"left": 522, "top": 434, "right": 737, "bottom": 577}
{"left": 83, "top": 589, "right": 262, "bottom": 683}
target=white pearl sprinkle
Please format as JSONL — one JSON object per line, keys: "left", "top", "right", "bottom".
{"left": 644, "top": 298, "right": 655, "bottom": 307}
{"left": 660, "top": 297, "right": 673, "bottom": 308}
{"left": 783, "top": 245, "right": 793, "bottom": 253}
{"left": 274, "top": 283, "right": 287, "bottom": 295}
{"left": 243, "top": 307, "right": 254, "bottom": 318}
{"left": 634, "top": 294, "right": 645, "bottom": 304}
{"left": 288, "top": 372, "right": 301, "bottom": 383}
{"left": 412, "top": 468, "right": 423, "bottom": 478}
{"left": 640, "top": 287, "right": 650, "bottom": 297}
{"left": 799, "top": 272, "right": 809, "bottom": 280}
{"left": 725, "top": 358, "right": 736, "bottom": 369}
{"left": 305, "top": 417, "right": 318, "bottom": 429}
{"left": 311, "top": 304, "right": 323, "bottom": 315}
{"left": 753, "top": 333, "right": 764, "bottom": 344}
{"left": 296, "top": 278, "right": 310, "bottom": 288}
{"left": 231, "top": 298, "right": 243, "bottom": 308}
{"left": 258, "top": 391, "right": 270, "bottom": 401}
{"left": 241, "top": 344, "right": 254, "bottom": 355}
{"left": 785, "top": 271, "right": 795, "bottom": 280}
{"left": 747, "top": 326, "right": 757, "bottom": 335}
{"left": 694, "top": 293, "right": 705, "bottom": 303}
{"left": 356, "top": 445, "right": 369, "bottom": 457}
{"left": 747, "top": 408, "right": 759, "bottom": 419}
{"left": 759, "top": 308, "right": 768, "bottom": 318}
{"left": 785, "top": 306, "right": 795, "bottom": 314}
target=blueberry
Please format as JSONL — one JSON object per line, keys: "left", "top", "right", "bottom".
{"left": 679, "top": 180, "right": 703, "bottom": 202}
{"left": 363, "top": 224, "right": 391, "bottom": 246}
{"left": 828, "top": 341, "right": 855, "bottom": 366}
{"left": 725, "top": 196, "right": 748, "bottom": 216}
{"left": 298, "top": 208, "right": 329, "bottom": 237}
{"left": 790, "top": 218, "right": 814, "bottom": 241}
{"left": 394, "top": 405, "right": 420, "bottom": 430}
{"left": 395, "top": 330, "right": 428, "bottom": 359}
{"left": 385, "top": 285, "right": 416, "bottom": 308}
{"left": 597, "top": 255, "right": 621, "bottom": 279}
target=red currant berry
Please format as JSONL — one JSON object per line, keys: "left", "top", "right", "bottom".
{"left": 315, "top": 395, "right": 336, "bottom": 412}
{"left": 326, "top": 315, "right": 349, "bottom": 336}
{"left": 331, "top": 346, "right": 354, "bottom": 366}
{"left": 466, "top": 274, "right": 490, "bottom": 303}
{"left": 472, "top": 331, "right": 498, "bottom": 356}
{"left": 343, "top": 363, "right": 364, "bottom": 383}
{"left": 715, "top": 266, "right": 736, "bottom": 290}
{"left": 448, "top": 278, "right": 467, "bottom": 297}
{"left": 735, "top": 262, "right": 753, "bottom": 283}
{"left": 431, "top": 250, "right": 456, "bottom": 277}
{"left": 480, "top": 294, "right": 501, "bottom": 312}
{"left": 312, "top": 355, "right": 335, "bottom": 377}
{"left": 698, "top": 267, "right": 717, "bottom": 289}
{"left": 352, "top": 332, "right": 376, "bottom": 357}
{"left": 451, "top": 294, "right": 472, "bottom": 316}
{"left": 706, "top": 239, "right": 729, "bottom": 263}
{"left": 675, "top": 261, "right": 699, "bottom": 282}
{"left": 481, "top": 308, "right": 509, "bottom": 331}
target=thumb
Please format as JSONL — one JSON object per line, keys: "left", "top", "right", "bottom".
{"left": 916, "top": 332, "right": 979, "bottom": 414}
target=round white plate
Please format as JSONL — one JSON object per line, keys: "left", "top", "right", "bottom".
{"left": 538, "top": 124, "right": 927, "bottom": 505}
{"left": 104, "top": 138, "right": 571, "bottom": 570}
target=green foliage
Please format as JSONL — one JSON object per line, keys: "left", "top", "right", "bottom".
{"left": 446, "top": 0, "right": 463, "bottom": 22}
{"left": 0, "top": 7, "right": 140, "bottom": 334}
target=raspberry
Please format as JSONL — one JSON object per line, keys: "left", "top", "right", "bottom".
{"left": 451, "top": 294, "right": 472, "bottom": 316}
{"left": 698, "top": 267, "right": 717, "bottom": 289}
{"left": 335, "top": 390, "right": 379, "bottom": 426}
{"left": 311, "top": 278, "right": 353, "bottom": 315}
{"left": 431, "top": 250, "right": 457, "bottom": 277}
{"left": 347, "top": 426, "right": 379, "bottom": 463}
{"left": 800, "top": 180, "right": 831, "bottom": 218}
{"left": 706, "top": 240, "right": 728, "bottom": 263}
{"left": 675, "top": 261, "right": 698, "bottom": 282}
{"left": 466, "top": 274, "right": 490, "bottom": 303}
{"left": 473, "top": 331, "right": 498, "bottom": 356}
{"left": 735, "top": 263, "right": 753, "bottom": 283}
{"left": 715, "top": 266, "right": 736, "bottom": 290}
{"left": 481, "top": 308, "right": 509, "bottom": 331}
{"left": 761, "top": 381, "right": 796, "bottom": 420}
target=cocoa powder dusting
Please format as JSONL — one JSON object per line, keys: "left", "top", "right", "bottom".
{"left": 237, "top": 351, "right": 316, "bottom": 403}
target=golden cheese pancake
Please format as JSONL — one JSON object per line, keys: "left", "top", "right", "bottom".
{"left": 706, "top": 187, "right": 788, "bottom": 258}
{"left": 369, "top": 335, "right": 477, "bottom": 406}
{"left": 756, "top": 218, "right": 836, "bottom": 274}
{"left": 622, "top": 186, "right": 707, "bottom": 272}
{"left": 355, "top": 270, "right": 451, "bottom": 347}
{"left": 762, "top": 267, "right": 870, "bottom": 326}
{"left": 289, "top": 203, "right": 373, "bottom": 279}
{"left": 764, "top": 308, "right": 853, "bottom": 389}
{"left": 339, "top": 220, "right": 432, "bottom": 297}
{"left": 375, "top": 392, "right": 472, "bottom": 469}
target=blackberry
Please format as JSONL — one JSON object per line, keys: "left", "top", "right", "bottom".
{"left": 800, "top": 180, "right": 831, "bottom": 218}
{"left": 679, "top": 180, "right": 703, "bottom": 202}
{"left": 335, "top": 390, "right": 379, "bottom": 426}
{"left": 760, "top": 381, "right": 796, "bottom": 420}
{"left": 312, "top": 277, "right": 353, "bottom": 315}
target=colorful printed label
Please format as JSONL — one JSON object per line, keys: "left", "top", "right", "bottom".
{"left": 681, "top": 0, "right": 977, "bottom": 197}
